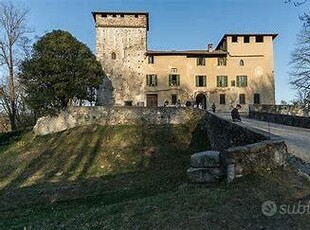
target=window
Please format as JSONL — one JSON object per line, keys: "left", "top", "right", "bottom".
{"left": 256, "top": 35, "right": 264, "bottom": 43}
{"left": 171, "top": 94, "right": 177, "bottom": 105}
{"left": 148, "top": 56, "right": 154, "bottom": 64}
{"left": 217, "top": 75, "right": 228, "bottom": 87}
{"left": 232, "top": 36, "right": 238, "bottom": 43}
{"left": 111, "top": 52, "right": 116, "bottom": 60}
{"left": 231, "top": 80, "right": 236, "bottom": 87}
{"left": 169, "top": 74, "right": 180, "bottom": 86}
{"left": 240, "top": 60, "right": 244, "bottom": 66}
{"left": 197, "top": 57, "right": 205, "bottom": 66}
{"left": 239, "top": 94, "right": 246, "bottom": 104}
{"left": 196, "top": 75, "right": 207, "bottom": 87}
{"left": 220, "top": 94, "right": 226, "bottom": 104}
{"left": 146, "top": 75, "right": 157, "bottom": 87}
{"left": 254, "top": 93, "right": 260, "bottom": 104}
{"left": 244, "top": 36, "right": 250, "bottom": 43}
{"left": 218, "top": 57, "right": 227, "bottom": 66}
{"left": 236, "top": 75, "right": 248, "bottom": 87}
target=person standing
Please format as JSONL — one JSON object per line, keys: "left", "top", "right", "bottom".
{"left": 231, "top": 104, "right": 242, "bottom": 122}
{"left": 212, "top": 103, "right": 216, "bottom": 113}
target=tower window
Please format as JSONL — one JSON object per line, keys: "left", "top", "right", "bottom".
{"left": 111, "top": 52, "right": 116, "bottom": 60}
{"left": 256, "top": 36, "right": 264, "bottom": 43}
{"left": 240, "top": 60, "right": 244, "bottom": 66}
{"left": 148, "top": 56, "right": 154, "bottom": 64}
{"left": 196, "top": 57, "right": 205, "bottom": 66}
{"left": 112, "top": 14, "right": 117, "bottom": 17}
{"left": 232, "top": 36, "right": 238, "bottom": 43}
{"left": 135, "top": 15, "right": 139, "bottom": 18}
{"left": 244, "top": 36, "right": 250, "bottom": 43}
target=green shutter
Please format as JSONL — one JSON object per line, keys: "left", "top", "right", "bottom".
{"left": 177, "top": 75, "right": 180, "bottom": 86}
{"left": 169, "top": 75, "right": 172, "bottom": 86}
{"left": 217, "top": 76, "right": 220, "bottom": 87}
{"left": 225, "top": 76, "right": 228, "bottom": 87}
{"left": 245, "top": 76, "right": 247, "bottom": 87}
{"left": 195, "top": 76, "right": 199, "bottom": 87}
{"left": 203, "top": 76, "right": 206, "bottom": 87}
{"left": 155, "top": 75, "right": 158, "bottom": 86}
{"left": 146, "top": 75, "right": 149, "bottom": 86}
{"left": 236, "top": 76, "right": 240, "bottom": 87}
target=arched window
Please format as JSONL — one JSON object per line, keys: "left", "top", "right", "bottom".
{"left": 111, "top": 52, "right": 116, "bottom": 60}
{"left": 240, "top": 59, "right": 244, "bottom": 66}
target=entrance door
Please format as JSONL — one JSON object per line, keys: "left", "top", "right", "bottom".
{"left": 146, "top": 94, "right": 158, "bottom": 107}
{"left": 196, "top": 93, "right": 207, "bottom": 109}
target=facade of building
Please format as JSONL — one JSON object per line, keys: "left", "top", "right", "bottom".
{"left": 92, "top": 11, "right": 277, "bottom": 112}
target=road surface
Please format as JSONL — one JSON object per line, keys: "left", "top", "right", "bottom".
{"left": 218, "top": 113, "right": 310, "bottom": 162}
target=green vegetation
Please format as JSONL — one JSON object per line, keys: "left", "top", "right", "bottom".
{"left": 0, "top": 123, "right": 309, "bottom": 229}
{"left": 19, "top": 30, "right": 104, "bottom": 116}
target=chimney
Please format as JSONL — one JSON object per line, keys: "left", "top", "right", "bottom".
{"left": 208, "top": 43, "right": 213, "bottom": 52}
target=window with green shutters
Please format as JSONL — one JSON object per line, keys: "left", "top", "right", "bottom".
{"left": 169, "top": 74, "right": 180, "bottom": 86}
{"left": 236, "top": 75, "right": 248, "bottom": 87}
{"left": 146, "top": 74, "right": 157, "bottom": 86}
{"left": 196, "top": 75, "right": 207, "bottom": 87}
{"left": 196, "top": 57, "right": 205, "bottom": 66}
{"left": 217, "top": 76, "right": 228, "bottom": 87}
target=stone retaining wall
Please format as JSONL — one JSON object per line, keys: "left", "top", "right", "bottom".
{"left": 249, "top": 104, "right": 309, "bottom": 117}
{"left": 249, "top": 110, "right": 310, "bottom": 129}
{"left": 188, "top": 113, "right": 288, "bottom": 183}
{"left": 34, "top": 106, "right": 205, "bottom": 136}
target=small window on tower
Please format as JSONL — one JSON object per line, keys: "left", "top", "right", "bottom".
{"left": 148, "top": 56, "right": 154, "bottom": 64}
{"left": 232, "top": 36, "right": 238, "bottom": 43}
{"left": 111, "top": 52, "right": 116, "bottom": 60}
{"left": 240, "top": 60, "right": 244, "bottom": 66}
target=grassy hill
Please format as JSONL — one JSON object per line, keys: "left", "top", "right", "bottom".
{"left": 0, "top": 123, "right": 309, "bottom": 229}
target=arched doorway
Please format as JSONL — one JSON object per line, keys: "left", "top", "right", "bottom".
{"left": 196, "top": 93, "right": 207, "bottom": 109}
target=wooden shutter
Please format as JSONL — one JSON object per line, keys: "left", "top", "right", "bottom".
{"left": 176, "top": 75, "right": 180, "bottom": 86}
{"left": 168, "top": 75, "right": 172, "bottom": 86}
{"left": 203, "top": 76, "right": 206, "bottom": 87}
{"left": 155, "top": 75, "right": 158, "bottom": 86}
{"left": 196, "top": 76, "right": 199, "bottom": 87}
{"left": 146, "top": 75, "right": 150, "bottom": 86}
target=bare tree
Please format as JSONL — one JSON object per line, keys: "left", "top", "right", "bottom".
{"left": 285, "top": 0, "right": 308, "bottom": 6}
{"left": 289, "top": 14, "right": 310, "bottom": 108}
{"left": 0, "top": 1, "right": 30, "bottom": 130}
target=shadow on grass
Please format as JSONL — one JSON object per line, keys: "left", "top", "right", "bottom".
{"left": 0, "top": 121, "right": 211, "bottom": 212}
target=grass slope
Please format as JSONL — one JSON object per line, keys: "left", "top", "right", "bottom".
{"left": 0, "top": 123, "right": 309, "bottom": 229}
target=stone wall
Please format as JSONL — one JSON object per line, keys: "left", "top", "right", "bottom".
{"left": 34, "top": 106, "right": 205, "bottom": 136}
{"left": 188, "top": 113, "right": 288, "bottom": 183}
{"left": 249, "top": 105, "right": 310, "bottom": 128}
{"left": 250, "top": 104, "right": 310, "bottom": 117}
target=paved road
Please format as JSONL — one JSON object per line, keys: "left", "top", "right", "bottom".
{"left": 218, "top": 113, "right": 310, "bottom": 162}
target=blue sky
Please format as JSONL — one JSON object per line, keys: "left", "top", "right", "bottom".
{"left": 14, "top": 0, "right": 309, "bottom": 103}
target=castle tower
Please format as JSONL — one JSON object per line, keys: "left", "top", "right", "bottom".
{"left": 92, "top": 12, "right": 149, "bottom": 106}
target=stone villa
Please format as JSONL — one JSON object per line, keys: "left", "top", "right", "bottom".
{"left": 92, "top": 11, "right": 277, "bottom": 112}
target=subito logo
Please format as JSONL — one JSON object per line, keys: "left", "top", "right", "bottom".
{"left": 261, "top": 200, "right": 277, "bottom": 217}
